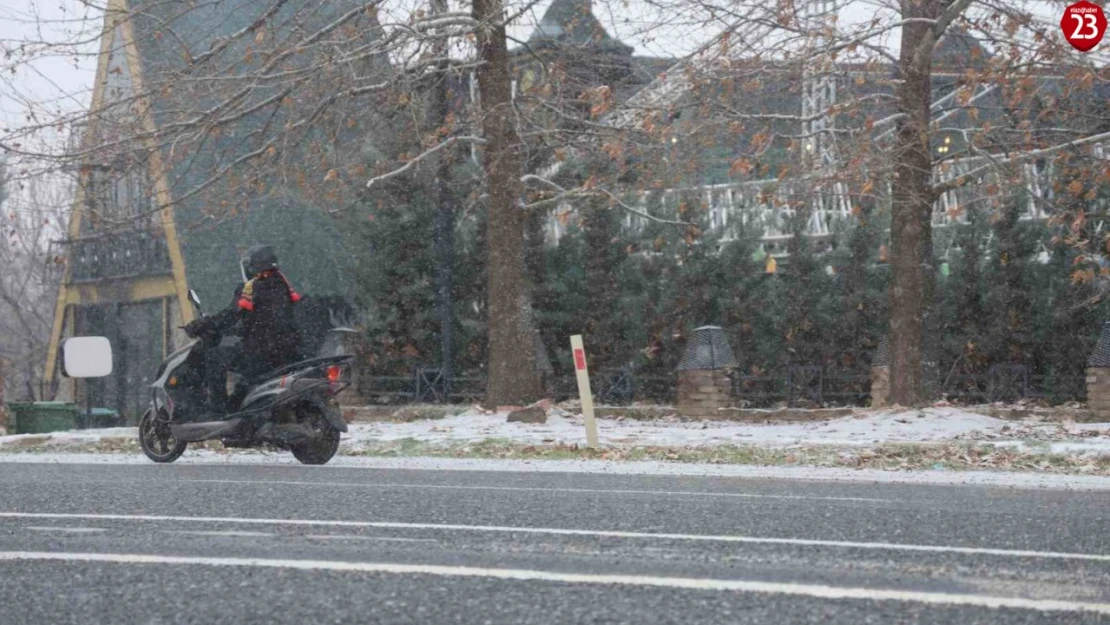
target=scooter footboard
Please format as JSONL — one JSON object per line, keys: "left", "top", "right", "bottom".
{"left": 169, "top": 419, "right": 243, "bottom": 442}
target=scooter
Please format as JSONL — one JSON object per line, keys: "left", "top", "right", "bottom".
{"left": 138, "top": 288, "right": 354, "bottom": 465}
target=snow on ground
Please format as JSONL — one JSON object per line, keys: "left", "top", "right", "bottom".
{"left": 1, "top": 406, "right": 1107, "bottom": 455}
{"left": 342, "top": 406, "right": 1110, "bottom": 452}
{"left": 0, "top": 427, "right": 136, "bottom": 447}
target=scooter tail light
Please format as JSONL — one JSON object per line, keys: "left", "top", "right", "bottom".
{"left": 326, "top": 365, "right": 342, "bottom": 383}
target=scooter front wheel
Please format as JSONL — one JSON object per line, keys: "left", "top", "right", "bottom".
{"left": 139, "top": 408, "right": 187, "bottom": 463}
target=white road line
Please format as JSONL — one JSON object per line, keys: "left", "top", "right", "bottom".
{"left": 165, "top": 530, "right": 275, "bottom": 538}
{"left": 3, "top": 455, "right": 1110, "bottom": 490}
{"left": 303, "top": 535, "right": 436, "bottom": 543}
{"left": 23, "top": 526, "right": 105, "bottom": 534}
{"left": 2, "top": 512, "right": 1106, "bottom": 563}
{"left": 0, "top": 551, "right": 1106, "bottom": 614}
{"left": 175, "top": 479, "right": 892, "bottom": 503}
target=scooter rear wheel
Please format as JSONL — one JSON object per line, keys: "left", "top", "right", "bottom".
{"left": 139, "top": 408, "right": 187, "bottom": 463}
{"left": 290, "top": 404, "right": 341, "bottom": 465}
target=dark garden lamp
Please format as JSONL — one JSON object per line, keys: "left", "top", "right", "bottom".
{"left": 677, "top": 326, "right": 738, "bottom": 371}
{"left": 676, "top": 326, "right": 737, "bottom": 418}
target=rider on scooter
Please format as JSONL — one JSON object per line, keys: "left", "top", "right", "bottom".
{"left": 184, "top": 245, "right": 305, "bottom": 414}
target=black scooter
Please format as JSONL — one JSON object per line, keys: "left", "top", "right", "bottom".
{"left": 138, "top": 288, "right": 353, "bottom": 465}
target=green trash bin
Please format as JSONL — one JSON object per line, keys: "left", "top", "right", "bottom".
{"left": 8, "top": 402, "right": 82, "bottom": 435}
{"left": 87, "top": 408, "right": 123, "bottom": 429}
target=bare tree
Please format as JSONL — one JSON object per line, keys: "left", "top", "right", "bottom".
{"left": 0, "top": 167, "right": 69, "bottom": 403}
{"left": 4, "top": 0, "right": 1108, "bottom": 409}
{"left": 1, "top": 0, "right": 554, "bottom": 407}
{"left": 428, "top": 0, "right": 461, "bottom": 401}
{"left": 522, "top": 0, "right": 1110, "bottom": 406}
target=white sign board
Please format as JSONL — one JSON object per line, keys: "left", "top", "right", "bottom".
{"left": 570, "top": 335, "right": 599, "bottom": 448}
{"left": 62, "top": 337, "right": 114, "bottom": 378}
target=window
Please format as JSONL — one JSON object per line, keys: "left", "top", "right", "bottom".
{"left": 86, "top": 155, "right": 154, "bottom": 229}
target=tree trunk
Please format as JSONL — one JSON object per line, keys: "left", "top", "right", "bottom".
{"left": 582, "top": 196, "right": 619, "bottom": 366}
{"left": 472, "top": 0, "right": 544, "bottom": 407}
{"left": 432, "top": 88, "right": 456, "bottom": 400}
{"left": 888, "top": 0, "right": 938, "bottom": 406}
{"left": 428, "top": 15, "right": 456, "bottom": 399}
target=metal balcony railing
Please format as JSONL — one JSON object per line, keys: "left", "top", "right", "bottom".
{"left": 63, "top": 230, "right": 172, "bottom": 283}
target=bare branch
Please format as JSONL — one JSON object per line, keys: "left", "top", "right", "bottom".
{"left": 187, "top": 0, "right": 292, "bottom": 67}
{"left": 365, "top": 135, "right": 486, "bottom": 189}
{"left": 520, "top": 174, "right": 694, "bottom": 228}
{"left": 933, "top": 131, "right": 1110, "bottom": 195}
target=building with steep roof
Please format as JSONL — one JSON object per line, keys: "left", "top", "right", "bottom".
{"left": 46, "top": 0, "right": 388, "bottom": 418}
{"left": 511, "top": 0, "right": 666, "bottom": 107}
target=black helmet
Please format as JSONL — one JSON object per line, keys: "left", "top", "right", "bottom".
{"left": 244, "top": 245, "right": 278, "bottom": 276}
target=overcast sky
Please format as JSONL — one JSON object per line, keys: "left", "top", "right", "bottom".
{"left": 0, "top": 0, "right": 1098, "bottom": 165}
{"left": 0, "top": 1, "right": 101, "bottom": 148}
{"left": 0, "top": 0, "right": 710, "bottom": 141}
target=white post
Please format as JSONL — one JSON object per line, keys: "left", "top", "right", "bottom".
{"left": 570, "top": 335, "right": 599, "bottom": 448}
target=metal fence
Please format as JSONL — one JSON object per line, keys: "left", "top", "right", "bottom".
{"left": 732, "top": 367, "right": 871, "bottom": 407}
{"left": 356, "top": 364, "right": 1086, "bottom": 407}
{"left": 735, "top": 364, "right": 1084, "bottom": 407}
{"left": 359, "top": 371, "right": 485, "bottom": 404}
{"left": 938, "top": 365, "right": 1084, "bottom": 404}
{"left": 358, "top": 368, "right": 676, "bottom": 406}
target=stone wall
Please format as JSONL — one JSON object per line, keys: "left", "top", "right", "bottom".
{"left": 1086, "top": 367, "right": 1110, "bottom": 421}
{"left": 677, "top": 369, "right": 732, "bottom": 418}
{"left": 870, "top": 366, "right": 889, "bottom": 408}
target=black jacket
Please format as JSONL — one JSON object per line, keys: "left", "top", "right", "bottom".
{"left": 204, "top": 270, "right": 305, "bottom": 372}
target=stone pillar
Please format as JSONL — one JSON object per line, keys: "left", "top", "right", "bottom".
{"left": 675, "top": 326, "right": 738, "bottom": 418}
{"left": 870, "top": 336, "right": 890, "bottom": 408}
{"left": 870, "top": 366, "right": 890, "bottom": 408}
{"left": 677, "top": 369, "right": 732, "bottom": 418}
{"left": 1086, "top": 322, "right": 1110, "bottom": 421}
{"left": 1086, "top": 369, "right": 1110, "bottom": 420}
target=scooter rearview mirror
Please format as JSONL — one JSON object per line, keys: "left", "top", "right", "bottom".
{"left": 61, "top": 336, "right": 114, "bottom": 378}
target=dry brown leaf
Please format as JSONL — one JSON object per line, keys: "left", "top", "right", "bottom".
{"left": 729, "top": 157, "right": 754, "bottom": 176}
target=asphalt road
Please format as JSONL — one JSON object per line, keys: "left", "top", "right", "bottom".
{"left": 0, "top": 461, "right": 1107, "bottom": 624}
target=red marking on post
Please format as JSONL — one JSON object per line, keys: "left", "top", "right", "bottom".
{"left": 1061, "top": 1, "right": 1106, "bottom": 52}
{"left": 574, "top": 349, "right": 587, "bottom": 371}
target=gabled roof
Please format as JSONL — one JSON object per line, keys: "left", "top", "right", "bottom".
{"left": 528, "top": 0, "right": 632, "bottom": 54}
